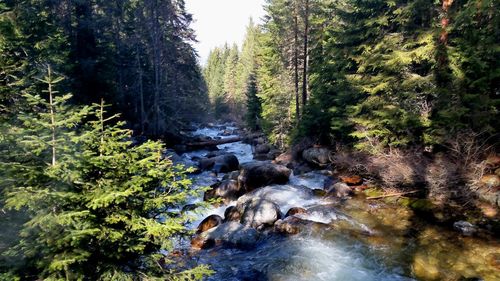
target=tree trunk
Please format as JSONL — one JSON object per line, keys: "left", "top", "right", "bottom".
{"left": 294, "top": 5, "right": 300, "bottom": 121}
{"left": 301, "top": 0, "right": 309, "bottom": 110}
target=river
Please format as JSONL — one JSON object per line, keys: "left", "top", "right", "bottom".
{"left": 174, "top": 124, "right": 500, "bottom": 281}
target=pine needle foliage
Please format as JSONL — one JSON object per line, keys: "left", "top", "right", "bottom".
{"left": 0, "top": 68, "right": 211, "bottom": 280}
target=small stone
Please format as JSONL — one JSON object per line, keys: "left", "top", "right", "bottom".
{"left": 453, "top": 221, "right": 477, "bottom": 236}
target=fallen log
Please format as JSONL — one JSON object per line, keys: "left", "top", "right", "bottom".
{"left": 185, "top": 133, "right": 263, "bottom": 148}
{"left": 366, "top": 190, "right": 420, "bottom": 200}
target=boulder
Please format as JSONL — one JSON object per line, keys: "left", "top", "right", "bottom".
{"left": 255, "top": 144, "right": 271, "bottom": 154}
{"left": 325, "top": 181, "right": 353, "bottom": 198}
{"left": 238, "top": 162, "right": 291, "bottom": 192}
{"left": 197, "top": 214, "right": 223, "bottom": 233}
{"left": 213, "top": 154, "right": 239, "bottom": 173}
{"left": 267, "top": 149, "right": 281, "bottom": 160}
{"left": 198, "top": 153, "right": 239, "bottom": 173}
{"left": 273, "top": 152, "right": 293, "bottom": 166}
{"left": 198, "top": 157, "right": 216, "bottom": 171}
{"left": 253, "top": 154, "right": 270, "bottom": 161}
{"left": 274, "top": 217, "right": 303, "bottom": 235}
{"left": 237, "top": 184, "right": 315, "bottom": 212}
{"left": 222, "top": 170, "right": 240, "bottom": 181}
{"left": 238, "top": 197, "right": 281, "bottom": 229}
{"left": 285, "top": 207, "right": 307, "bottom": 218}
{"left": 200, "top": 221, "right": 259, "bottom": 248}
{"left": 302, "top": 147, "right": 332, "bottom": 167}
{"left": 274, "top": 216, "right": 329, "bottom": 235}
{"left": 224, "top": 206, "right": 241, "bottom": 222}
{"left": 204, "top": 180, "right": 243, "bottom": 204}
{"left": 453, "top": 221, "right": 477, "bottom": 236}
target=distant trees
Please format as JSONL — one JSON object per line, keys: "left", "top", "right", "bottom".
{"left": 203, "top": 20, "right": 261, "bottom": 123}
{"left": 0, "top": 0, "right": 208, "bottom": 137}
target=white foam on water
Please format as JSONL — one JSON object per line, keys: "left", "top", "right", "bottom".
{"left": 289, "top": 171, "right": 330, "bottom": 190}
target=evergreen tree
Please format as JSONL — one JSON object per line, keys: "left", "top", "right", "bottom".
{"left": 0, "top": 68, "right": 211, "bottom": 280}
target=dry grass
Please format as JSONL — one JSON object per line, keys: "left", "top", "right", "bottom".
{"left": 330, "top": 130, "right": 498, "bottom": 207}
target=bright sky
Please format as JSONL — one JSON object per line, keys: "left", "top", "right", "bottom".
{"left": 184, "top": 0, "right": 266, "bottom": 65}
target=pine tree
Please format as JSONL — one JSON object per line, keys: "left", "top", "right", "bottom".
{"left": 0, "top": 68, "right": 211, "bottom": 280}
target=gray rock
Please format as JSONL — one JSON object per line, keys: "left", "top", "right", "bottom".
{"left": 325, "top": 182, "right": 353, "bottom": 198}
{"left": 204, "top": 180, "right": 243, "bottom": 203}
{"left": 198, "top": 153, "right": 239, "bottom": 173}
{"left": 238, "top": 197, "right": 281, "bottom": 229}
{"left": 453, "top": 221, "right": 477, "bottom": 236}
{"left": 222, "top": 170, "right": 240, "bottom": 181}
{"left": 302, "top": 147, "right": 332, "bottom": 166}
{"left": 224, "top": 206, "right": 241, "bottom": 222}
{"left": 238, "top": 161, "right": 291, "bottom": 192}
{"left": 213, "top": 154, "right": 239, "bottom": 173}
{"left": 255, "top": 144, "right": 271, "bottom": 154}
{"left": 201, "top": 221, "right": 259, "bottom": 248}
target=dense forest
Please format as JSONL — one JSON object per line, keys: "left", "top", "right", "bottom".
{"left": 1, "top": 0, "right": 499, "bottom": 280}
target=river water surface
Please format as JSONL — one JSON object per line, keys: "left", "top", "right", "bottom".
{"left": 176, "top": 124, "right": 500, "bottom": 281}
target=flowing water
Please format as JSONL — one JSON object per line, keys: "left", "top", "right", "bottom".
{"left": 176, "top": 124, "right": 500, "bottom": 281}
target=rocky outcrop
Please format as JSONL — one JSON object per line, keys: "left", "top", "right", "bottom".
{"left": 238, "top": 162, "right": 291, "bottom": 192}
{"left": 302, "top": 147, "right": 331, "bottom": 167}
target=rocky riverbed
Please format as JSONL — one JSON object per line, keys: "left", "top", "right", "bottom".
{"left": 167, "top": 123, "right": 500, "bottom": 281}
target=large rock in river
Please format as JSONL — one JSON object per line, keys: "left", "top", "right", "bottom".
{"left": 214, "top": 154, "right": 239, "bottom": 173}
{"left": 204, "top": 180, "right": 243, "bottom": 204}
{"left": 198, "top": 153, "right": 239, "bottom": 173}
{"left": 238, "top": 161, "right": 291, "bottom": 192}
{"left": 192, "top": 221, "right": 259, "bottom": 249}
{"left": 302, "top": 147, "right": 332, "bottom": 167}
{"left": 325, "top": 180, "right": 354, "bottom": 198}
{"left": 237, "top": 197, "right": 281, "bottom": 229}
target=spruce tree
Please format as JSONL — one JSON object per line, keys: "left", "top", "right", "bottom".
{"left": 0, "top": 68, "right": 211, "bottom": 280}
